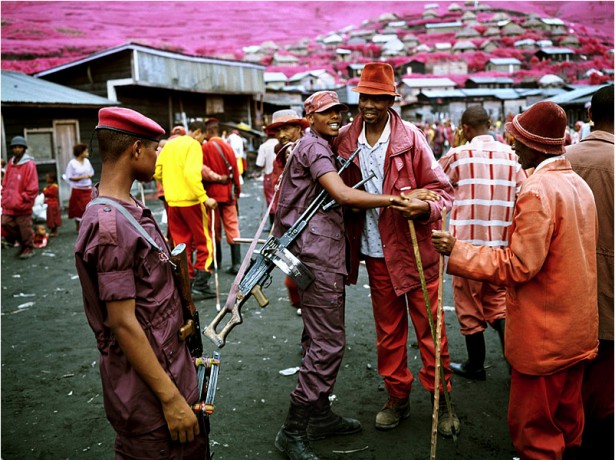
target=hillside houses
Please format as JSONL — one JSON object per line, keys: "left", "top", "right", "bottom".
{"left": 4, "top": 1, "right": 612, "bottom": 161}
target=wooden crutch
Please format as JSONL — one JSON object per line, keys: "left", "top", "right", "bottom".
{"left": 430, "top": 208, "right": 448, "bottom": 459}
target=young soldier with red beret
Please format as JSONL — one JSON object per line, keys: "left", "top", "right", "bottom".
{"left": 433, "top": 101, "right": 599, "bottom": 459}
{"left": 75, "top": 107, "right": 209, "bottom": 459}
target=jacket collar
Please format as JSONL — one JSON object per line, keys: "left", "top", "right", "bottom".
{"left": 580, "top": 130, "right": 614, "bottom": 145}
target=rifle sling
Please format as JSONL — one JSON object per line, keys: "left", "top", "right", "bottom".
{"left": 87, "top": 197, "right": 165, "bottom": 254}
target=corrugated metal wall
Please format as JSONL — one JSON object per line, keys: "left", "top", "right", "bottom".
{"left": 135, "top": 51, "right": 265, "bottom": 95}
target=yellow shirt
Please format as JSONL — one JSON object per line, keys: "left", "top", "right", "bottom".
{"left": 154, "top": 136, "right": 208, "bottom": 207}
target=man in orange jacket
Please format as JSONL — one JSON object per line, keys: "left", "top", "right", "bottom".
{"left": 433, "top": 101, "right": 599, "bottom": 459}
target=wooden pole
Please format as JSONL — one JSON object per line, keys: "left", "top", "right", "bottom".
{"left": 430, "top": 208, "right": 448, "bottom": 459}
{"left": 408, "top": 208, "right": 458, "bottom": 449}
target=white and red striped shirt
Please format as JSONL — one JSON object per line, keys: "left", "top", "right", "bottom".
{"left": 438, "top": 135, "right": 527, "bottom": 247}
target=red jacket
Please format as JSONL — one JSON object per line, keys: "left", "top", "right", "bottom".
{"left": 1, "top": 154, "right": 39, "bottom": 216}
{"left": 333, "top": 111, "right": 454, "bottom": 293}
{"left": 202, "top": 137, "right": 241, "bottom": 203}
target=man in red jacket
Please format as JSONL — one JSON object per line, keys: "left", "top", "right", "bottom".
{"left": 1, "top": 136, "right": 39, "bottom": 259}
{"left": 333, "top": 62, "right": 458, "bottom": 436}
{"left": 202, "top": 118, "right": 242, "bottom": 274}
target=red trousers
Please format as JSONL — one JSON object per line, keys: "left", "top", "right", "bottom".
{"left": 209, "top": 203, "right": 239, "bottom": 244}
{"left": 365, "top": 257, "right": 452, "bottom": 398}
{"left": 452, "top": 275, "right": 506, "bottom": 335}
{"left": 509, "top": 362, "right": 585, "bottom": 459}
{"left": 167, "top": 203, "right": 213, "bottom": 276}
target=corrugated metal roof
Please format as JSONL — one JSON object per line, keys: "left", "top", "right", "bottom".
{"left": 543, "top": 85, "right": 610, "bottom": 104}
{"left": 2, "top": 70, "right": 116, "bottom": 106}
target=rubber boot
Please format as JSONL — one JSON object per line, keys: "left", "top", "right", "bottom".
{"left": 226, "top": 244, "right": 241, "bottom": 275}
{"left": 275, "top": 402, "right": 320, "bottom": 460}
{"left": 215, "top": 242, "right": 223, "bottom": 268}
{"left": 450, "top": 332, "right": 486, "bottom": 381}
{"left": 191, "top": 269, "right": 216, "bottom": 299}
{"left": 493, "top": 318, "right": 511, "bottom": 374}
{"left": 493, "top": 318, "right": 506, "bottom": 354}
{"left": 307, "top": 398, "right": 362, "bottom": 440}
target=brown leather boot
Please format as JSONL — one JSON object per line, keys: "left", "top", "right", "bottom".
{"left": 375, "top": 396, "right": 410, "bottom": 430}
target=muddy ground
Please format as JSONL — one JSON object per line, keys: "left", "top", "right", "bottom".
{"left": 1, "top": 176, "right": 517, "bottom": 459}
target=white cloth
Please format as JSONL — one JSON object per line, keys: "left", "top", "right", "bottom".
{"left": 65, "top": 158, "right": 94, "bottom": 189}
{"left": 256, "top": 138, "right": 279, "bottom": 175}
{"left": 227, "top": 132, "right": 245, "bottom": 160}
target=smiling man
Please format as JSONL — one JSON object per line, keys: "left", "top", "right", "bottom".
{"left": 272, "top": 90, "right": 421, "bottom": 460}
{"left": 333, "top": 62, "right": 457, "bottom": 437}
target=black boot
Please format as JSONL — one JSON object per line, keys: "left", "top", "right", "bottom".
{"left": 450, "top": 332, "right": 486, "bottom": 381}
{"left": 493, "top": 318, "right": 511, "bottom": 374}
{"left": 493, "top": 318, "right": 506, "bottom": 354}
{"left": 215, "top": 242, "right": 222, "bottom": 268}
{"left": 275, "top": 402, "right": 320, "bottom": 460}
{"left": 191, "top": 269, "right": 216, "bottom": 299}
{"left": 226, "top": 244, "right": 241, "bottom": 275}
{"left": 307, "top": 398, "right": 362, "bottom": 440}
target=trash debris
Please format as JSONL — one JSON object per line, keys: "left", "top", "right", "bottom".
{"left": 13, "top": 293, "right": 35, "bottom": 297}
{"left": 17, "top": 302, "right": 35, "bottom": 309}
{"left": 279, "top": 367, "right": 300, "bottom": 376}
{"left": 62, "top": 373, "right": 75, "bottom": 379}
{"left": 41, "top": 252, "right": 56, "bottom": 257}
{"left": 70, "top": 275, "right": 79, "bottom": 280}
{"left": 444, "top": 305, "right": 455, "bottom": 312}
{"left": 68, "top": 391, "right": 73, "bottom": 396}
{"left": 332, "top": 446, "right": 369, "bottom": 454}
{"left": 362, "top": 284, "right": 370, "bottom": 289}
{"left": 12, "top": 274, "right": 21, "bottom": 278}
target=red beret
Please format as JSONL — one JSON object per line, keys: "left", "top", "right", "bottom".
{"left": 96, "top": 107, "right": 165, "bottom": 141}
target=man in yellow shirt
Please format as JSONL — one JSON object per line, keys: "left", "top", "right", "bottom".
{"left": 154, "top": 120, "right": 217, "bottom": 299}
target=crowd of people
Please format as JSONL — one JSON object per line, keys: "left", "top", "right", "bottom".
{"left": 1, "top": 63, "right": 612, "bottom": 460}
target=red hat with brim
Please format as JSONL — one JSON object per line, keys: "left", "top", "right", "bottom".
{"left": 265, "top": 110, "right": 310, "bottom": 135}
{"left": 505, "top": 101, "right": 567, "bottom": 155}
{"left": 96, "top": 107, "right": 165, "bottom": 142}
{"left": 351, "top": 62, "right": 400, "bottom": 97}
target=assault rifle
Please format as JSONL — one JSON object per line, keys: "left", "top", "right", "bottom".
{"left": 170, "top": 243, "right": 203, "bottom": 357}
{"left": 205, "top": 148, "right": 370, "bottom": 347}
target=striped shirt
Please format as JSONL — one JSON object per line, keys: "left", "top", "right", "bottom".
{"left": 438, "top": 135, "right": 527, "bottom": 247}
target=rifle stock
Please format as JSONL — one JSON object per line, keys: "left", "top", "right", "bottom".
{"left": 170, "top": 243, "right": 204, "bottom": 357}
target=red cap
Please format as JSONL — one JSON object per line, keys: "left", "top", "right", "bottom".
{"left": 304, "top": 91, "right": 348, "bottom": 115}
{"left": 505, "top": 101, "right": 567, "bottom": 155}
{"left": 96, "top": 107, "right": 165, "bottom": 141}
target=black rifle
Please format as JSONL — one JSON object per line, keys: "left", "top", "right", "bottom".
{"left": 204, "top": 148, "right": 364, "bottom": 347}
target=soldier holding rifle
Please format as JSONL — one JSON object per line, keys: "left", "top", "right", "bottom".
{"left": 75, "top": 107, "right": 209, "bottom": 459}
{"left": 272, "top": 90, "right": 434, "bottom": 460}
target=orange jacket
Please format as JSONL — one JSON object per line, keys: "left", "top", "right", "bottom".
{"left": 448, "top": 158, "right": 599, "bottom": 375}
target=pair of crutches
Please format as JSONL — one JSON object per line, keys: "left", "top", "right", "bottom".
{"left": 408, "top": 208, "right": 457, "bottom": 459}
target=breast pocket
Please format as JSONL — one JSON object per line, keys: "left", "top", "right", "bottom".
{"left": 391, "top": 156, "right": 417, "bottom": 193}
